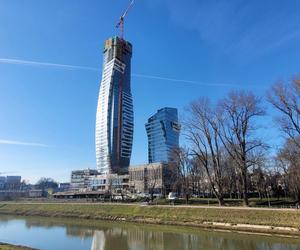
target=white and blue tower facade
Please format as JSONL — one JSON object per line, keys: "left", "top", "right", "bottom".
{"left": 96, "top": 37, "right": 134, "bottom": 174}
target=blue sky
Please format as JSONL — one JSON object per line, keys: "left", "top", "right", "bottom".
{"left": 1, "top": 0, "right": 300, "bottom": 183}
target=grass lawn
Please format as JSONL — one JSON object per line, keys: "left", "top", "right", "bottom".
{"left": 0, "top": 203, "right": 299, "bottom": 229}
{"left": 0, "top": 243, "right": 35, "bottom": 250}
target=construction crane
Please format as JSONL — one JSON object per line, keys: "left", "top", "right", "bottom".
{"left": 116, "top": 0, "right": 135, "bottom": 39}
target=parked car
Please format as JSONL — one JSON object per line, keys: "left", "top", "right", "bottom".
{"left": 167, "top": 192, "right": 178, "bottom": 201}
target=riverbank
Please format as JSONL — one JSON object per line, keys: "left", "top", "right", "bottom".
{"left": 0, "top": 242, "right": 37, "bottom": 250}
{"left": 0, "top": 202, "right": 299, "bottom": 236}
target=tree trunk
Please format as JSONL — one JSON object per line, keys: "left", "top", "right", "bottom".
{"left": 185, "top": 193, "right": 189, "bottom": 204}
{"left": 242, "top": 172, "right": 249, "bottom": 206}
{"left": 297, "top": 189, "right": 300, "bottom": 202}
{"left": 149, "top": 188, "right": 154, "bottom": 202}
{"left": 218, "top": 196, "right": 225, "bottom": 206}
{"left": 211, "top": 188, "right": 225, "bottom": 206}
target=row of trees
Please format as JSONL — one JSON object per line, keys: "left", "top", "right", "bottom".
{"left": 36, "top": 178, "right": 58, "bottom": 190}
{"left": 172, "top": 76, "right": 300, "bottom": 206}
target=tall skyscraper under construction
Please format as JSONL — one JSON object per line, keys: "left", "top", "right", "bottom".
{"left": 96, "top": 37, "right": 134, "bottom": 174}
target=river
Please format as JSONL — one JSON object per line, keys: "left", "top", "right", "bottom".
{"left": 0, "top": 215, "right": 299, "bottom": 250}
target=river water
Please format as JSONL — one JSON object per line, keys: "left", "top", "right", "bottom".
{"left": 0, "top": 215, "right": 299, "bottom": 250}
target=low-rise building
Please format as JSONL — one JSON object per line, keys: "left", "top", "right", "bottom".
{"left": 129, "top": 163, "right": 176, "bottom": 196}
{"left": 66, "top": 164, "right": 176, "bottom": 198}
{"left": 59, "top": 182, "right": 71, "bottom": 192}
{"left": 0, "top": 177, "right": 6, "bottom": 190}
{"left": 0, "top": 190, "right": 26, "bottom": 200}
{"left": 28, "top": 189, "right": 43, "bottom": 198}
{"left": 5, "top": 176, "right": 21, "bottom": 190}
{"left": 89, "top": 174, "right": 129, "bottom": 191}
{"left": 71, "top": 169, "right": 98, "bottom": 191}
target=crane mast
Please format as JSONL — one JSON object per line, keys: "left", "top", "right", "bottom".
{"left": 116, "top": 0, "right": 135, "bottom": 39}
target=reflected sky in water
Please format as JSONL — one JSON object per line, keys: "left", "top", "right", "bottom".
{"left": 0, "top": 215, "right": 299, "bottom": 250}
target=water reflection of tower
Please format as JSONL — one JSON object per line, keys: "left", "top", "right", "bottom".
{"left": 91, "top": 231, "right": 105, "bottom": 250}
{"left": 91, "top": 228, "right": 130, "bottom": 250}
{"left": 89, "top": 226, "right": 210, "bottom": 250}
{"left": 66, "top": 227, "right": 94, "bottom": 239}
{"left": 127, "top": 229, "right": 164, "bottom": 250}
{"left": 91, "top": 227, "right": 167, "bottom": 250}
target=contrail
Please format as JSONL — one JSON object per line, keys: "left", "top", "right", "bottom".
{"left": 0, "top": 58, "right": 239, "bottom": 87}
{"left": 132, "top": 73, "right": 238, "bottom": 87}
{"left": 0, "top": 139, "right": 49, "bottom": 147}
{"left": 0, "top": 58, "right": 98, "bottom": 71}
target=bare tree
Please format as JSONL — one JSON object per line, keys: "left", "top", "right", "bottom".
{"left": 218, "top": 91, "right": 266, "bottom": 206}
{"left": 36, "top": 178, "right": 58, "bottom": 190}
{"left": 276, "top": 138, "right": 300, "bottom": 201}
{"left": 146, "top": 164, "right": 162, "bottom": 202}
{"left": 172, "top": 147, "right": 192, "bottom": 204}
{"left": 251, "top": 166, "right": 268, "bottom": 200}
{"left": 268, "top": 76, "right": 300, "bottom": 201}
{"left": 185, "top": 98, "right": 227, "bottom": 206}
{"left": 189, "top": 157, "right": 205, "bottom": 197}
{"left": 223, "top": 155, "right": 241, "bottom": 199}
{"left": 268, "top": 77, "right": 300, "bottom": 148}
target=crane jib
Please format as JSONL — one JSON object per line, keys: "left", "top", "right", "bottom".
{"left": 116, "top": 0, "right": 135, "bottom": 39}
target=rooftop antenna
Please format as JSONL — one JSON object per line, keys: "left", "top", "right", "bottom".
{"left": 116, "top": 0, "right": 135, "bottom": 39}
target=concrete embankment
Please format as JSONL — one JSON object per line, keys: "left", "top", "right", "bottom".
{"left": 0, "top": 202, "right": 299, "bottom": 236}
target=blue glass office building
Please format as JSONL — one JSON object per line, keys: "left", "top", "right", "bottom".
{"left": 96, "top": 37, "right": 134, "bottom": 174}
{"left": 145, "top": 108, "right": 180, "bottom": 163}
